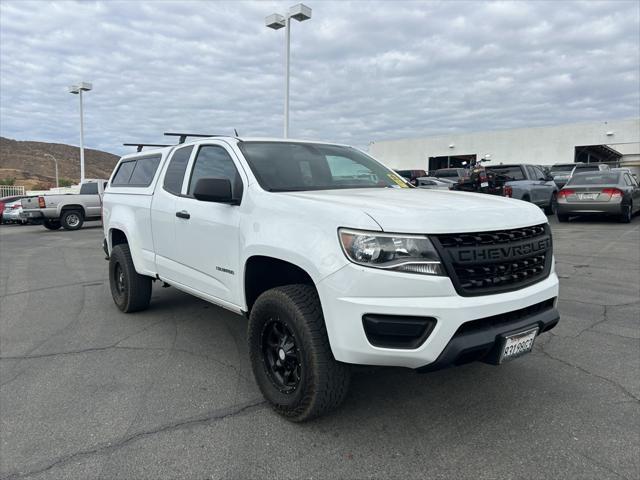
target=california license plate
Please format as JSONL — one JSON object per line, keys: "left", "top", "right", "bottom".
{"left": 579, "top": 193, "right": 597, "bottom": 200}
{"left": 499, "top": 328, "right": 538, "bottom": 363}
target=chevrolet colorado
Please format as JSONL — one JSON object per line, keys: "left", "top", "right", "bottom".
{"left": 102, "top": 137, "right": 559, "bottom": 421}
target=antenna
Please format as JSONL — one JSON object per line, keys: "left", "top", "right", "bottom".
{"left": 123, "top": 143, "right": 171, "bottom": 152}
{"left": 234, "top": 128, "right": 239, "bottom": 136}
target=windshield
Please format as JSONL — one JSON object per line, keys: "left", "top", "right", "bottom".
{"left": 238, "top": 142, "right": 410, "bottom": 192}
{"left": 550, "top": 164, "right": 575, "bottom": 173}
{"left": 567, "top": 172, "right": 620, "bottom": 185}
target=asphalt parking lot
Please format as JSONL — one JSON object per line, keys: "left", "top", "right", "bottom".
{"left": 1, "top": 217, "right": 638, "bottom": 480}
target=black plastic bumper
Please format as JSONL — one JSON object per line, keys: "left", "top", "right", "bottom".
{"left": 417, "top": 298, "right": 559, "bottom": 372}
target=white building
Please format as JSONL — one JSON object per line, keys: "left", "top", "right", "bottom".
{"left": 369, "top": 118, "right": 640, "bottom": 173}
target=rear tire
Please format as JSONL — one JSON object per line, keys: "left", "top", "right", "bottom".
{"left": 544, "top": 193, "right": 557, "bottom": 215}
{"left": 521, "top": 195, "right": 531, "bottom": 203}
{"left": 109, "top": 244, "right": 152, "bottom": 313}
{"left": 43, "top": 219, "right": 61, "bottom": 230}
{"left": 247, "top": 284, "right": 350, "bottom": 422}
{"left": 620, "top": 202, "right": 632, "bottom": 223}
{"left": 61, "top": 210, "right": 84, "bottom": 230}
{"left": 557, "top": 213, "right": 569, "bottom": 222}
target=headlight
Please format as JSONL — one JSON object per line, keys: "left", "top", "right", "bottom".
{"left": 338, "top": 228, "right": 444, "bottom": 275}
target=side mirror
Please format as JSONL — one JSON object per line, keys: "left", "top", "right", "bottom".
{"left": 193, "top": 178, "right": 237, "bottom": 204}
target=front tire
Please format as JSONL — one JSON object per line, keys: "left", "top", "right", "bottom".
{"left": 247, "top": 284, "right": 350, "bottom": 422}
{"left": 61, "top": 210, "right": 84, "bottom": 230}
{"left": 109, "top": 244, "right": 152, "bottom": 313}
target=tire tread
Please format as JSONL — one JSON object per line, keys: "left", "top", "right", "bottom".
{"left": 248, "top": 284, "right": 350, "bottom": 422}
{"left": 109, "top": 244, "right": 152, "bottom": 313}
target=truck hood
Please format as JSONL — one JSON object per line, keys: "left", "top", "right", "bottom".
{"left": 282, "top": 188, "right": 547, "bottom": 234}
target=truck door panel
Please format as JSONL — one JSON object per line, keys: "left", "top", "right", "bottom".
{"left": 172, "top": 143, "right": 243, "bottom": 304}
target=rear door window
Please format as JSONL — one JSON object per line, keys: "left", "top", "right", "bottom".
{"left": 623, "top": 174, "right": 634, "bottom": 186}
{"left": 128, "top": 155, "right": 161, "bottom": 186}
{"left": 111, "top": 154, "right": 162, "bottom": 187}
{"left": 112, "top": 160, "right": 136, "bottom": 185}
{"left": 163, "top": 146, "right": 194, "bottom": 195}
{"left": 80, "top": 182, "right": 98, "bottom": 194}
{"left": 532, "top": 166, "right": 546, "bottom": 180}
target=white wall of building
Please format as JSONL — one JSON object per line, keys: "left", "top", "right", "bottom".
{"left": 369, "top": 118, "right": 640, "bottom": 170}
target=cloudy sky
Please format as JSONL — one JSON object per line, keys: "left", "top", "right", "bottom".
{"left": 1, "top": 0, "right": 638, "bottom": 154}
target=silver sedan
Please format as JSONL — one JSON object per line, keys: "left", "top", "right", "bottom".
{"left": 556, "top": 171, "right": 640, "bottom": 223}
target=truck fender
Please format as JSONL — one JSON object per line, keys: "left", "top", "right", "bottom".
{"left": 58, "top": 203, "right": 86, "bottom": 218}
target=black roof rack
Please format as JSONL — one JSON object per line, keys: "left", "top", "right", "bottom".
{"left": 164, "top": 132, "right": 220, "bottom": 144}
{"left": 123, "top": 143, "right": 171, "bottom": 152}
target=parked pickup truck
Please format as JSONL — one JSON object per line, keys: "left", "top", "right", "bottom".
{"left": 103, "top": 137, "right": 559, "bottom": 421}
{"left": 486, "top": 164, "right": 558, "bottom": 214}
{"left": 21, "top": 179, "right": 107, "bottom": 230}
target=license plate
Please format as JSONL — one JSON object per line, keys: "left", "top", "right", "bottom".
{"left": 499, "top": 328, "right": 538, "bottom": 363}
{"left": 579, "top": 193, "right": 597, "bottom": 200}
{"left": 481, "top": 181, "right": 489, "bottom": 188}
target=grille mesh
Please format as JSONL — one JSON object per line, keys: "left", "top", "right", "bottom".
{"left": 431, "top": 224, "right": 552, "bottom": 296}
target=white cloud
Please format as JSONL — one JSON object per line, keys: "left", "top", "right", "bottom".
{"left": 0, "top": 0, "right": 638, "bottom": 155}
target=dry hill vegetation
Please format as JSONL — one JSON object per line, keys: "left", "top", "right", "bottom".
{"left": 0, "top": 137, "right": 120, "bottom": 190}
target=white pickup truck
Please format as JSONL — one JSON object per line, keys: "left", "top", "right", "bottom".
{"left": 21, "top": 179, "right": 107, "bottom": 230}
{"left": 103, "top": 137, "right": 559, "bottom": 421}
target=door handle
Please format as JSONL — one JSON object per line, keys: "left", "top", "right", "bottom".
{"left": 175, "top": 210, "right": 190, "bottom": 219}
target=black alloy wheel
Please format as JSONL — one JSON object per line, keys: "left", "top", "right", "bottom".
{"left": 261, "top": 319, "right": 301, "bottom": 393}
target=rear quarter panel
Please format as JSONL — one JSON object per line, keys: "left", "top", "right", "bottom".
{"left": 103, "top": 192, "right": 156, "bottom": 276}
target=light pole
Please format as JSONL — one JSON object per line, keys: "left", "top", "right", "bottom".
{"left": 265, "top": 3, "right": 312, "bottom": 138}
{"left": 43, "top": 153, "right": 59, "bottom": 188}
{"left": 68, "top": 82, "right": 92, "bottom": 183}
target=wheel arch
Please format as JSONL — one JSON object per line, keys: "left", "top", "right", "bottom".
{"left": 244, "top": 255, "right": 316, "bottom": 313}
{"left": 59, "top": 204, "right": 86, "bottom": 217}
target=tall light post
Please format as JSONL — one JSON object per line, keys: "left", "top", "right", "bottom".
{"left": 265, "top": 4, "right": 312, "bottom": 138}
{"left": 68, "top": 82, "right": 92, "bottom": 183}
{"left": 43, "top": 153, "right": 59, "bottom": 188}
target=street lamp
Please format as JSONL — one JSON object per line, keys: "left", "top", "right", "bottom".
{"left": 68, "top": 81, "right": 92, "bottom": 183}
{"left": 265, "top": 3, "right": 312, "bottom": 138}
{"left": 43, "top": 153, "right": 59, "bottom": 188}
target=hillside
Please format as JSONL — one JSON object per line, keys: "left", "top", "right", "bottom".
{"left": 0, "top": 136, "right": 120, "bottom": 189}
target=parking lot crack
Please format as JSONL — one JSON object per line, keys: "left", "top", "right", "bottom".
{"left": 0, "top": 345, "right": 116, "bottom": 361}
{"left": 0, "top": 398, "right": 267, "bottom": 480}
{"left": 576, "top": 452, "right": 629, "bottom": 480}
{"left": 0, "top": 279, "right": 106, "bottom": 298}
{"left": 539, "top": 341, "right": 639, "bottom": 403}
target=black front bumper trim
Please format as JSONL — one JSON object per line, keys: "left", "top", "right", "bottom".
{"left": 417, "top": 299, "right": 559, "bottom": 373}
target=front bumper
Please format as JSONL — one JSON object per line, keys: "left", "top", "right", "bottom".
{"left": 318, "top": 262, "right": 559, "bottom": 369}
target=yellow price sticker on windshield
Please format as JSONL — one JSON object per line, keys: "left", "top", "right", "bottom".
{"left": 387, "top": 173, "right": 410, "bottom": 188}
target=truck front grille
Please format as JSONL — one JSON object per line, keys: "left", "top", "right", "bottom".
{"left": 430, "top": 224, "right": 553, "bottom": 297}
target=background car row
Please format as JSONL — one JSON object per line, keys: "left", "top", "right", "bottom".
{"left": 0, "top": 195, "right": 30, "bottom": 225}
